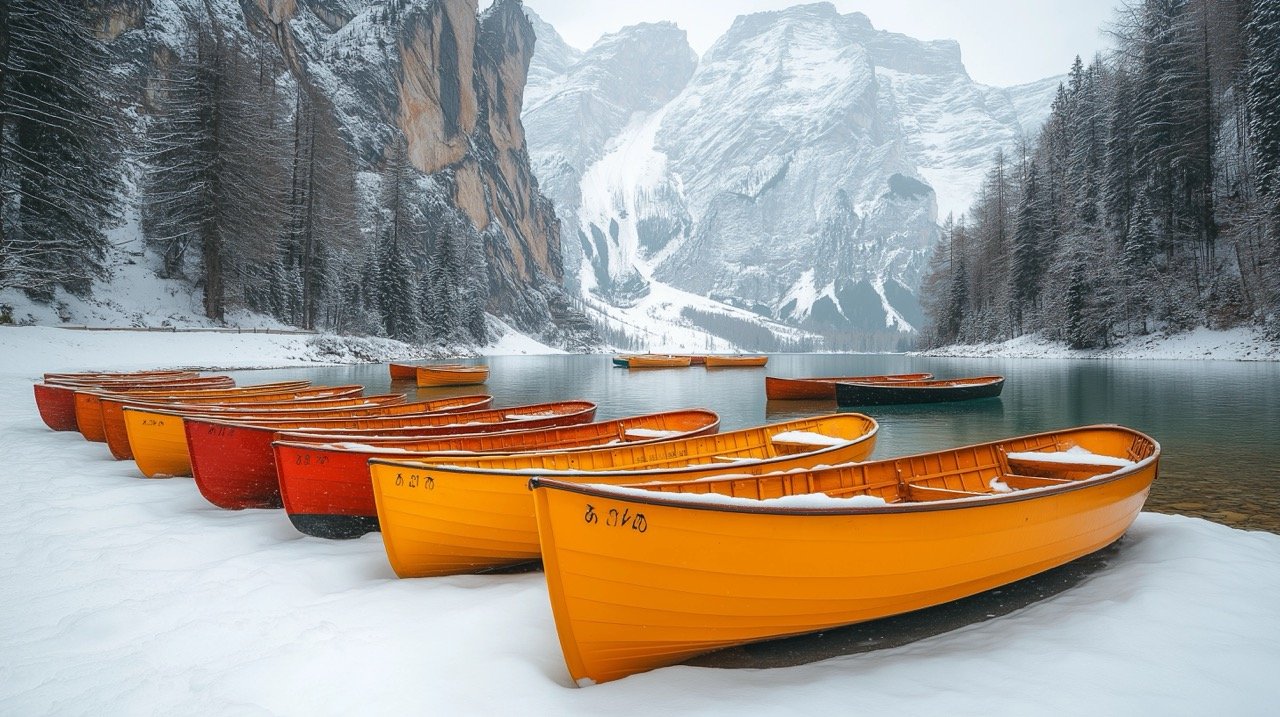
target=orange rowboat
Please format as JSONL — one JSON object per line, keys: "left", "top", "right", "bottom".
{"left": 184, "top": 401, "right": 598, "bottom": 510}
{"left": 618, "top": 355, "right": 691, "bottom": 369}
{"left": 272, "top": 409, "right": 721, "bottom": 539}
{"left": 366, "top": 413, "right": 878, "bottom": 579}
{"left": 75, "top": 380, "right": 318, "bottom": 444}
{"left": 34, "top": 374, "right": 227, "bottom": 432}
{"left": 43, "top": 369, "right": 194, "bottom": 382}
{"left": 390, "top": 362, "right": 464, "bottom": 381}
{"left": 123, "top": 394, "right": 470, "bottom": 479}
{"left": 703, "top": 355, "right": 768, "bottom": 367}
{"left": 415, "top": 365, "right": 489, "bottom": 387}
{"left": 530, "top": 424, "right": 1160, "bottom": 685}
{"left": 764, "top": 373, "right": 934, "bottom": 400}
{"left": 99, "top": 385, "right": 370, "bottom": 460}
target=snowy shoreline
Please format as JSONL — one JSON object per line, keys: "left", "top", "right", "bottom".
{"left": 917, "top": 326, "right": 1280, "bottom": 362}
{"left": 2, "top": 324, "right": 1279, "bottom": 713}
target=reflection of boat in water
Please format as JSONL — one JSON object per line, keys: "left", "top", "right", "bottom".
{"left": 835, "top": 376, "right": 1004, "bottom": 406}
{"left": 531, "top": 424, "right": 1160, "bottom": 685}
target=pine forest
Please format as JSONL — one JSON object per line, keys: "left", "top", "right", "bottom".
{"left": 919, "top": 0, "right": 1280, "bottom": 348}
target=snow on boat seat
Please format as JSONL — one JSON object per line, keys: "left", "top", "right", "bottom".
{"left": 769, "top": 430, "right": 845, "bottom": 454}
{"left": 622, "top": 428, "right": 680, "bottom": 440}
{"left": 1005, "top": 446, "right": 1136, "bottom": 477}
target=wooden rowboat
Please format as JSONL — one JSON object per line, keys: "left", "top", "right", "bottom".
{"left": 834, "top": 376, "right": 1005, "bottom": 406}
{"left": 703, "top": 355, "right": 768, "bottom": 367}
{"left": 531, "top": 424, "right": 1160, "bottom": 684}
{"left": 99, "top": 384, "right": 357, "bottom": 460}
{"left": 622, "top": 355, "right": 692, "bottom": 369}
{"left": 272, "top": 409, "right": 722, "bottom": 539}
{"left": 123, "top": 394, "right": 475, "bottom": 479}
{"left": 43, "top": 368, "right": 193, "bottom": 381}
{"left": 415, "top": 365, "right": 489, "bottom": 387}
{"left": 390, "top": 362, "right": 463, "bottom": 381}
{"left": 366, "top": 413, "right": 878, "bottom": 578}
{"left": 184, "top": 401, "right": 598, "bottom": 509}
{"left": 764, "top": 373, "right": 934, "bottom": 400}
{"left": 33, "top": 374, "right": 229, "bottom": 432}
{"left": 75, "top": 381, "right": 319, "bottom": 444}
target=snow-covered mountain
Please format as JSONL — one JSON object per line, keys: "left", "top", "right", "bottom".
{"left": 524, "top": 3, "right": 1060, "bottom": 344}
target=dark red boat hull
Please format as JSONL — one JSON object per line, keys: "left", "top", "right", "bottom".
{"left": 187, "top": 401, "right": 594, "bottom": 511}
{"left": 34, "top": 383, "right": 79, "bottom": 431}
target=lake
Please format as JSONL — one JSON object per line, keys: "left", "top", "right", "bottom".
{"left": 229, "top": 353, "right": 1280, "bottom": 533}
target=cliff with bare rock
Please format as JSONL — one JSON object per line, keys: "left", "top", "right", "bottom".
{"left": 79, "top": 0, "right": 590, "bottom": 347}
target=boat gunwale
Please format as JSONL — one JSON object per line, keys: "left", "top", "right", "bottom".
{"left": 166, "top": 398, "right": 592, "bottom": 430}
{"left": 270, "top": 408, "right": 723, "bottom": 454}
{"left": 526, "top": 424, "right": 1159, "bottom": 517}
{"left": 366, "top": 413, "right": 880, "bottom": 480}
{"left": 121, "top": 394, "right": 496, "bottom": 423}
{"left": 835, "top": 376, "right": 1005, "bottom": 390}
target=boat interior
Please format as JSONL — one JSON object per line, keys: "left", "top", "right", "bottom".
{"left": 638, "top": 428, "right": 1158, "bottom": 505}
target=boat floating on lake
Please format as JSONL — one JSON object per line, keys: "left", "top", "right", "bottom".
{"left": 415, "top": 364, "right": 489, "bottom": 387}
{"left": 702, "top": 355, "right": 768, "bottom": 368}
{"left": 612, "top": 355, "right": 693, "bottom": 369}
{"left": 530, "top": 423, "right": 1160, "bottom": 684}
{"left": 765, "top": 373, "right": 934, "bottom": 400}
{"left": 834, "top": 376, "right": 1005, "bottom": 406}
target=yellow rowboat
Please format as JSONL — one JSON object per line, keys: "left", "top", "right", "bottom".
{"left": 367, "top": 413, "right": 878, "bottom": 578}
{"left": 122, "top": 394, "right": 435, "bottom": 478}
{"left": 415, "top": 365, "right": 489, "bottom": 387}
{"left": 75, "top": 380, "right": 316, "bottom": 445}
{"left": 702, "top": 355, "right": 768, "bottom": 367}
{"left": 530, "top": 424, "right": 1160, "bottom": 684}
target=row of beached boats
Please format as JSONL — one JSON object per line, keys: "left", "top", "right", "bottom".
{"left": 33, "top": 367, "right": 1160, "bottom": 686}
{"left": 613, "top": 354, "right": 769, "bottom": 368}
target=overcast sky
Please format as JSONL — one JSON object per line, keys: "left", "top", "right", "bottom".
{"left": 522, "top": 0, "right": 1122, "bottom": 87}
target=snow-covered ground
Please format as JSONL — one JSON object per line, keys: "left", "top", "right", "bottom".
{"left": 920, "top": 327, "right": 1280, "bottom": 362}
{"left": 2, "top": 327, "right": 1279, "bottom": 714}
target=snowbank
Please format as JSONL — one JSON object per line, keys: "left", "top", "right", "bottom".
{"left": 1, "top": 329, "right": 1278, "bottom": 714}
{"left": 0, "top": 322, "right": 561, "bottom": 379}
{"left": 920, "top": 326, "right": 1280, "bottom": 361}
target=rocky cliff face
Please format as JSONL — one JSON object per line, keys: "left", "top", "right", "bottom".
{"left": 108, "top": 0, "right": 577, "bottom": 341}
{"left": 525, "top": 3, "right": 1058, "bottom": 340}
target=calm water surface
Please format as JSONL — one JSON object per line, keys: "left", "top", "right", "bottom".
{"left": 230, "top": 353, "right": 1280, "bottom": 533}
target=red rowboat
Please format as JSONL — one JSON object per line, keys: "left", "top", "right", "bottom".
{"left": 272, "top": 409, "right": 720, "bottom": 538}
{"left": 184, "top": 399, "right": 593, "bottom": 510}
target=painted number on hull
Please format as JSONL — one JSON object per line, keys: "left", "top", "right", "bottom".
{"left": 584, "top": 503, "right": 647, "bottom": 534}
{"left": 394, "top": 472, "right": 434, "bottom": 490}
{"left": 206, "top": 425, "right": 236, "bottom": 437}
{"left": 141, "top": 419, "right": 165, "bottom": 427}
{"left": 293, "top": 453, "right": 328, "bottom": 466}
